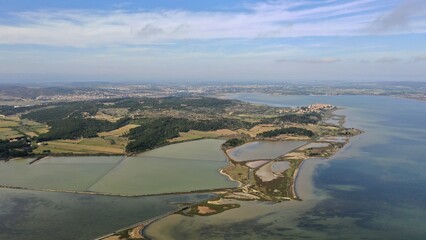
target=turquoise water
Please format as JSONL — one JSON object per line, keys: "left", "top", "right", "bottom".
{"left": 146, "top": 94, "right": 426, "bottom": 239}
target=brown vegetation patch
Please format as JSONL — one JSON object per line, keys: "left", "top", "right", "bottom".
{"left": 197, "top": 206, "right": 217, "bottom": 215}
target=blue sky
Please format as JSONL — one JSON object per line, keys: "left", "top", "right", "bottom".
{"left": 0, "top": 0, "right": 425, "bottom": 83}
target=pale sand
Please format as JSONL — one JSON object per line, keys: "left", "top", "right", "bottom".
{"left": 284, "top": 151, "right": 307, "bottom": 159}
{"left": 255, "top": 162, "right": 279, "bottom": 182}
{"left": 255, "top": 161, "right": 290, "bottom": 182}
{"left": 197, "top": 206, "right": 216, "bottom": 215}
{"left": 129, "top": 225, "right": 144, "bottom": 239}
{"left": 245, "top": 160, "right": 269, "bottom": 169}
{"left": 224, "top": 192, "right": 260, "bottom": 200}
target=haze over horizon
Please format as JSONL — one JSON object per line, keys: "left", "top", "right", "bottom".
{"left": 1, "top": 0, "right": 425, "bottom": 83}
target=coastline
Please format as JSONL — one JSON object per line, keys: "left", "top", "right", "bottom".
{"left": 1, "top": 94, "right": 363, "bottom": 239}
{"left": 293, "top": 158, "right": 323, "bottom": 200}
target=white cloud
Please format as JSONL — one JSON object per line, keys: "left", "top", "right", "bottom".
{"left": 0, "top": 0, "right": 424, "bottom": 47}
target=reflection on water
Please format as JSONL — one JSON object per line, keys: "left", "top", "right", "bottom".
{"left": 146, "top": 94, "right": 426, "bottom": 239}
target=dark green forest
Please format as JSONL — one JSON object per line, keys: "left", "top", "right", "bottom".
{"left": 261, "top": 112, "right": 322, "bottom": 124}
{"left": 223, "top": 138, "right": 246, "bottom": 149}
{"left": 258, "top": 127, "right": 314, "bottom": 138}
{"left": 126, "top": 117, "right": 252, "bottom": 153}
{"left": 0, "top": 138, "right": 33, "bottom": 159}
{"left": 37, "top": 118, "right": 130, "bottom": 141}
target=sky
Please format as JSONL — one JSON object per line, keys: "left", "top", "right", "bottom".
{"left": 0, "top": 0, "right": 425, "bottom": 83}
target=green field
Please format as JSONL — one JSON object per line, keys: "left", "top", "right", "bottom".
{"left": 34, "top": 137, "right": 126, "bottom": 155}
{"left": 0, "top": 117, "right": 48, "bottom": 140}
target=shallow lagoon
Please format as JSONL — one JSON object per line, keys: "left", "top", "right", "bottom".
{"left": 0, "top": 139, "right": 236, "bottom": 195}
{"left": 227, "top": 141, "right": 306, "bottom": 162}
{"left": 140, "top": 139, "right": 227, "bottom": 162}
{"left": 0, "top": 156, "right": 122, "bottom": 191}
{"left": 89, "top": 156, "right": 236, "bottom": 195}
{"left": 0, "top": 188, "right": 212, "bottom": 240}
{"left": 89, "top": 139, "right": 237, "bottom": 195}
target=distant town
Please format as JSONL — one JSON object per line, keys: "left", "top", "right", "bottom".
{"left": 1, "top": 81, "right": 426, "bottom": 106}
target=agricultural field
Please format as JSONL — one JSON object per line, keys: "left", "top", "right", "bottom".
{"left": 1, "top": 96, "right": 344, "bottom": 157}
{"left": 98, "top": 124, "right": 140, "bottom": 137}
{"left": 34, "top": 137, "right": 126, "bottom": 155}
{"left": 168, "top": 129, "right": 238, "bottom": 142}
{"left": 0, "top": 117, "right": 48, "bottom": 140}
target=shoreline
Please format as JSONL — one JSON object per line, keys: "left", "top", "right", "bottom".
{"left": 293, "top": 158, "right": 322, "bottom": 200}
{"left": 1, "top": 99, "right": 362, "bottom": 239}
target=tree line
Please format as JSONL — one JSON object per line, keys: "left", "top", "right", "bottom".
{"left": 126, "top": 117, "right": 252, "bottom": 153}
{"left": 258, "top": 127, "right": 315, "bottom": 138}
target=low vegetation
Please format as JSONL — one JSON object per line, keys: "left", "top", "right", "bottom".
{"left": 180, "top": 201, "right": 240, "bottom": 217}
